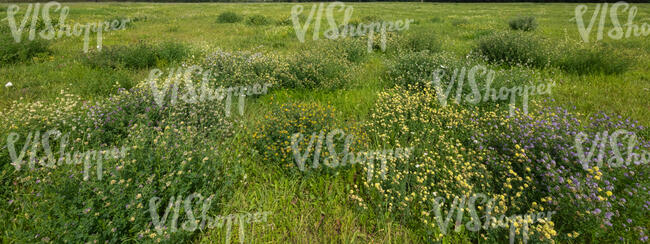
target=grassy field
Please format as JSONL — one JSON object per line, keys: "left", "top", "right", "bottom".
{"left": 1, "top": 2, "right": 649, "bottom": 243}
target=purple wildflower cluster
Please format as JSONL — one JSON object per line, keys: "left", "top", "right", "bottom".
{"left": 474, "top": 106, "right": 650, "bottom": 242}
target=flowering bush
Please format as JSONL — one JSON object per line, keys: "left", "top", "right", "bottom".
{"left": 384, "top": 51, "right": 543, "bottom": 117}
{"left": 475, "top": 32, "right": 551, "bottom": 68}
{"left": 0, "top": 90, "right": 88, "bottom": 136}
{"left": 0, "top": 81, "right": 238, "bottom": 243}
{"left": 201, "top": 50, "right": 289, "bottom": 88}
{"left": 352, "top": 86, "right": 649, "bottom": 242}
{"left": 326, "top": 38, "right": 369, "bottom": 63}
{"left": 284, "top": 48, "right": 352, "bottom": 90}
{"left": 384, "top": 51, "right": 465, "bottom": 89}
{"left": 1, "top": 121, "right": 240, "bottom": 243}
{"left": 476, "top": 107, "right": 650, "bottom": 242}
{"left": 352, "top": 87, "right": 556, "bottom": 242}
{"left": 251, "top": 102, "right": 336, "bottom": 171}
{"left": 251, "top": 101, "right": 369, "bottom": 174}
{"left": 87, "top": 84, "right": 234, "bottom": 145}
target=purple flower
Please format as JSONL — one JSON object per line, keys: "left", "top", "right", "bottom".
{"left": 592, "top": 208, "right": 601, "bottom": 215}
{"left": 605, "top": 212, "right": 613, "bottom": 219}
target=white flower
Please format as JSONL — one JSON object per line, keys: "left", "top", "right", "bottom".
{"left": 5, "top": 82, "right": 12, "bottom": 88}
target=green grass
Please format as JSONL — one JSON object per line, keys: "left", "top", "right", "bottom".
{"left": 1, "top": 2, "right": 649, "bottom": 243}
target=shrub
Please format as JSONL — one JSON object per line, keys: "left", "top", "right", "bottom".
{"left": 354, "top": 87, "right": 650, "bottom": 242}
{"left": 354, "top": 87, "right": 554, "bottom": 242}
{"left": 385, "top": 51, "right": 538, "bottom": 113}
{"left": 284, "top": 48, "right": 352, "bottom": 90}
{"left": 556, "top": 46, "right": 630, "bottom": 75}
{"left": 508, "top": 16, "right": 538, "bottom": 31}
{"left": 217, "top": 11, "right": 243, "bottom": 23}
{"left": 321, "top": 38, "right": 368, "bottom": 63}
{"left": 154, "top": 42, "right": 191, "bottom": 67}
{"left": 397, "top": 30, "right": 442, "bottom": 53}
{"left": 475, "top": 108, "right": 650, "bottom": 243}
{"left": 475, "top": 32, "right": 550, "bottom": 68}
{"left": 0, "top": 28, "right": 50, "bottom": 64}
{"left": 384, "top": 51, "right": 465, "bottom": 89}
{"left": 0, "top": 85, "right": 239, "bottom": 243}
{"left": 201, "top": 50, "right": 290, "bottom": 87}
{"left": 1, "top": 120, "right": 239, "bottom": 243}
{"left": 246, "top": 15, "right": 272, "bottom": 26}
{"left": 338, "top": 38, "right": 368, "bottom": 63}
{"left": 82, "top": 41, "right": 191, "bottom": 69}
{"left": 0, "top": 90, "right": 87, "bottom": 138}
{"left": 251, "top": 102, "right": 337, "bottom": 172}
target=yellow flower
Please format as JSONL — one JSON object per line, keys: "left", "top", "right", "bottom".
{"left": 606, "top": 191, "right": 613, "bottom": 197}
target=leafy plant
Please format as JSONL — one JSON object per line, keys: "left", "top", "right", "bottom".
{"left": 217, "top": 11, "right": 243, "bottom": 23}
{"left": 398, "top": 30, "right": 442, "bottom": 53}
{"left": 284, "top": 48, "right": 352, "bottom": 90}
{"left": 201, "top": 50, "right": 290, "bottom": 87}
{"left": 509, "top": 16, "right": 538, "bottom": 32}
{"left": 251, "top": 102, "right": 337, "bottom": 172}
{"left": 475, "top": 31, "right": 550, "bottom": 68}
{"left": 0, "top": 28, "right": 50, "bottom": 64}
{"left": 556, "top": 45, "right": 630, "bottom": 75}
{"left": 246, "top": 15, "right": 272, "bottom": 26}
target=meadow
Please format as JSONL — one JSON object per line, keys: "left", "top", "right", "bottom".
{"left": 0, "top": 2, "right": 649, "bottom": 243}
